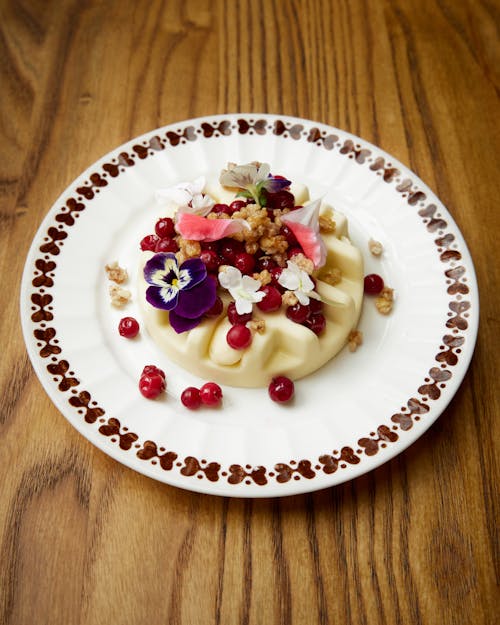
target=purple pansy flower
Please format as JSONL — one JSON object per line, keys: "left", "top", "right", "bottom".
{"left": 144, "top": 253, "right": 216, "bottom": 333}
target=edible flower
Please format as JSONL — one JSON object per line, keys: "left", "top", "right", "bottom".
{"left": 175, "top": 212, "right": 250, "bottom": 242}
{"left": 218, "top": 266, "right": 265, "bottom": 314}
{"left": 144, "top": 252, "right": 216, "bottom": 333}
{"left": 219, "top": 162, "right": 291, "bottom": 206}
{"left": 156, "top": 176, "right": 214, "bottom": 216}
{"left": 281, "top": 199, "right": 326, "bottom": 268}
{"left": 278, "top": 260, "right": 321, "bottom": 306}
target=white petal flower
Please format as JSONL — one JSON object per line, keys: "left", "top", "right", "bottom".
{"left": 278, "top": 260, "right": 320, "bottom": 306}
{"left": 155, "top": 176, "right": 214, "bottom": 216}
{"left": 219, "top": 266, "right": 265, "bottom": 314}
{"left": 220, "top": 162, "right": 270, "bottom": 189}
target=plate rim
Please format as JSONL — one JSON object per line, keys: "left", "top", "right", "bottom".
{"left": 20, "top": 113, "right": 479, "bottom": 497}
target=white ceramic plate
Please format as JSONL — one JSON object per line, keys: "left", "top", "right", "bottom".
{"left": 20, "top": 114, "right": 479, "bottom": 497}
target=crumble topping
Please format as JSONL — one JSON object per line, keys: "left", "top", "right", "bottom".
{"left": 348, "top": 330, "right": 363, "bottom": 352}
{"left": 248, "top": 319, "right": 266, "bottom": 334}
{"left": 319, "top": 213, "right": 336, "bottom": 233}
{"left": 109, "top": 284, "right": 131, "bottom": 307}
{"left": 319, "top": 267, "right": 342, "bottom": 286}
{"left": 368, "top": 238, "right": 383, "bottom": 256}
{"left": 375, "top": 287, "right": 394, "bottom": 315}
{"left": 105, "top": 261, "right": 128, "bottom": 284}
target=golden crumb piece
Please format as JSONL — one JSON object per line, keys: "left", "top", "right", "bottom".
{"left": 319, "top": 214, "right": 336, "bottom": 233}
{"left": 259, "top": 234, "right": 288, "bottom": 255}
{"left": 105, "top": 261, "right": 128, "bottom": 284}
{"left": 348, "top": 330, "right": 363, "bottom": 352}
{"left": 272, "top": 252, "right": 288, "bottom": 267}
{"left": 248, "top": 319, "right": 266, "bottom": 334}
{"left": 252, "top": 269, "right": 272, "bottom": 286}
{"left": 109, "top": 284, "right": 131, "bottom": 307}
{"left": 291, "top": 253, "right": 314, "bottom": 275}
{"left": 175, "top": 251, "right": 187, "bottom": 264}
{"left": 179, "top": 239, "right": 201, "bottom": 258}
{"left": 273, "top": 212, "right": 283, "bottom": 227}
{"left": 375, "top": 287, "right": 394, "bottom": 315}
{"left": 369, "top": 238, "right": 384, "bottom": 256}
{"left": 282, "top": 290, "right": 298, "bottom": 306}
{"left": 319, "top": 267, "right": 342, "bottom": 286}
{"left": 245, "top": 241, "right": 260, "bottom": 255}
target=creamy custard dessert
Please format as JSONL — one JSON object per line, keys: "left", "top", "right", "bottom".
{"left": 137, "top": 163, "right": 364, "bottom": 388}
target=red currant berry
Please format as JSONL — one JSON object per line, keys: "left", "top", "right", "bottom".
{"left": 227, "top": 301, "right": 252, "bottom": 325}
{"left": 155, "top": 217, "right": 175, "bottom": 238}
{"left": 118, "top": 316, "right": 140, "bottom": 338}
{"left": 139, "top": 373, "right": 166, "bottom": 399}
{"left": 234, "top": 252, "right": 256, "bottom": 274}
{"left": 257, "top": 285, "right": 282, "bottom": 312}
{"left": 304, "top": 312, "right": 326, "bottom": 335}
{"left": 200, "top": 249, "right": 220, "bottom": 272}
{"left": 226, "top": 324, "right": 252, "bottom": 349}
{"left": 229, "top": 199, "right": 247, "bottom": 213}
{"left": 205, "top": 296, "right": 224, "bottom": 318}
{"left": 269, "top": 266, "right": 284, "bottom": 288}
{"left": 220, "top": 239, "right": 244, "bottom": 262}
{"left": 268, "top": 376, "right": 295, "bottom": 403}
{"left": 288, "top": 246, "right": 304, "bottom": 259}
{"left": 265, "top": 190, "right": 295, "bottom": 210}
{"left": 256, "top": 256, "right": 277, "bottom": 272}
{"left": 199, "top": 382, "right": 223, "bottom": 406}
{"left": 364, "top": 273, "right": 384, "bottom": 295}
{"left": 181, "top": 386, "right": 202, "bottom": 409}
{"left": 142, "top": 365, "right": 166, "bottom": 380}
{"left": 212, "top": 203, "right": 231, "bottom": 214}
{"left": 280, "top": 225, "right": 298, "bottom": 247}
{"left": 309, "top": 298, "right": 324, "bottom": 313}
{"left": 201, "top": 241, "right": 219, "bottom": 253}
{"left": 286, "top": 303, "right": 310, "bottom": 324}
{"left": 155, "top": 237, "right": 178, "bottom": 253}
{"left": 140, "top": 234, "right": 160, "bottom": 251}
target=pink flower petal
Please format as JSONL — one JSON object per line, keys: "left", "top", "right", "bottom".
{"left": 175, "top": 213, "right": 250, "bottom": 242}
{"left": 282, "top": 200, "right": 326, "bottom": 268}
{"left": 283, "top": 222, "right": 326, "bottom": 268}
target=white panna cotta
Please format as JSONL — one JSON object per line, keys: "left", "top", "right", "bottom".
{"left": 138, "top": 176, "right": 364, "bottom": 388}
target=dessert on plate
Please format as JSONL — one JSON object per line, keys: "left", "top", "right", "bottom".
{"left": 137, "top": 162, "right": 364, "bottom": 388}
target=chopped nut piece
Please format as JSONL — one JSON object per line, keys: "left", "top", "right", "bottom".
{"left": 291, "top": 253, "right": 314, "bottom": 275}
{"left": 105, "top": 261, "right": 128, "bottom": 284}
{"left": 259, "top": 234, "right": 288, "bottom": 255}
{"left": 271, "top": 252, "right": 288, "bottom": 267}
{"left": 369, "top": 238, "right": 383, "bottom": 256}
{"left": 319, "top": 267, "right": 342, "bottom": 286}
{"left": 348, "top": 330, "right": 363, "bottom": 352}
{"left": 109, "top": 285, "right": 131, "bottom": 307}
{"left": 179, "top": 239, "right": 201, "bottom": 258}
{"left": 282, "top": 290, "right": 298, "bottom": 306}
{"left": 175, "top": 251, "right": 188, "bottom": 264}
{"left": 245, "top": 241, "right": 260, "bottom": 255}
{"left": 252, "top": 269, "right": 272, "bottom": 286}
{"left": 319, "top": 214, "right": 336, "bottom": 233}
{"left": 248, "top": 319, "right": 266, "bottom": 334}
{"left": 375, "top": 287, "right": 394, "bottom": 315}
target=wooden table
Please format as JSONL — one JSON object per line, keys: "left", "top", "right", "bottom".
{"left": 1, "top": 1, "right": 498, "bottom": 623}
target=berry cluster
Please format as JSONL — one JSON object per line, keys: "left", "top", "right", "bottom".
{"left": 139, "top": 365, "right": 166, "bottom": 399}
{"left": 138, "top": 364, "right": 224, "bottom": 408}
{"left": 181, "top": 382, "right": 223, "bottom": 409}
{"left": 140, "top": 216, "right": 177, "bottom": 253}
{"left": 140, "top": 186, "right": 328, "bottom": 355}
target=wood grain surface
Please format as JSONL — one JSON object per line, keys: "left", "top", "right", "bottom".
{"left": 1, "top": 1, "right": 498, "bottom": 624}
